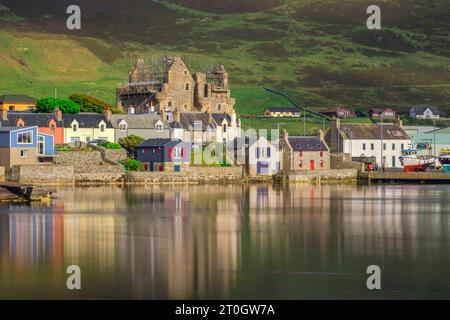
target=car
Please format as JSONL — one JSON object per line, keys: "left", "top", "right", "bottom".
{"left": 87, "top": 139, "right": 107, "bottom": 146}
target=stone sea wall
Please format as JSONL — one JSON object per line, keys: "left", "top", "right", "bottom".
{"left": 8, "top": 164, "right": 75, "bottom": 184}
{"left": 278, "top": 169, "right": 358, "bottom": 183}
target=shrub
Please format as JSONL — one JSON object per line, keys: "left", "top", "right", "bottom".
{"left": 69, "top": 94, "right": 124, "bottom": 114}
{"left": 98, "top": 141, "right": 122, "bottom": 149}
{"left": 119, "top": 158, "right": 144, "bottom": 172}
{"left": 36, "top": 97, "right": 80, "bottom": 114}
{"left": 56, "top": 145, "right": 74, "bottom": 152}
{"left": 118, "top": 135, "right": 146, "bottom": 154}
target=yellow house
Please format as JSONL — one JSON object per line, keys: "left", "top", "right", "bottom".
{"left": 0, "top": 94, "right": 37, "bottom": 111}
{"left": 264, "top": 106, "right": 301, "bottom": 118}
{"left": 62, "top": 111, "right": 115, "bottom": 144}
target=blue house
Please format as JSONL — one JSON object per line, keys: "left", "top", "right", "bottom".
{"left": 0, "top": 126, "right": 55, "bottom": 167}
{"left": 135, "top": 138, "right": 190, "bottom": 172}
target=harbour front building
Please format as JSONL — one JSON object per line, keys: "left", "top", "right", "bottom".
{"left": 326, "top": 118, "right": 411, "bottom": 169}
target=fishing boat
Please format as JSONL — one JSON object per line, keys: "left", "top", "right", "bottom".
{"left": 438, "top": 149, "right": 450, "bottom": 173}
{"left": 400, "top": 149, "right": 435, "bottom": 172}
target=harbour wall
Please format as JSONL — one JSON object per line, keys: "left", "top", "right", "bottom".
{"left": 278, "top": 169, "right": 358, "bottom": 183}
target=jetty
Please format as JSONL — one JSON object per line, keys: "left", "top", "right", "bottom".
{"left": 365, "top": 172, "right": 450, "bottom": 184}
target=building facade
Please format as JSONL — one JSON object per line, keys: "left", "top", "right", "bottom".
{"left": 264, "top": 107, "right": 301, "bottom": 118}
{"left": 0, "top": 126, "right": 54, "bottom": 167}
{"left": 243, "top": 136, "right": 280, "bottom": 176}
{"left": 369, "top": 108, "right": 396, "bottom": 119}
{"left": 111, "top": 114, "right": 170, "bottom": 142}
{"left": 280, "top": 130, "right": 330, "bottom": 171}
{"left": 135, "top": 138, "right": 190, "bottom": 172}
{"left": 62, "top": 111, "right": 115, "bottom": 143}
{"left": 116, "top": 57, "right": 236, "bottom": 116}
{"left": 0, "top": 94, "right": 37, "bottom": 111}
{"left": 326, "top": 119, "right": 411, "bottom": 168}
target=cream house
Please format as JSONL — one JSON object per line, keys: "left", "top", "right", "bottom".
{"left": 62, "top": 110, "right": 115, "bottom": 143}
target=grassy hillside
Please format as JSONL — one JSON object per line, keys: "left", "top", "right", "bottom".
{"left": 0, "top": 0, "right": 448, "bottom": 118}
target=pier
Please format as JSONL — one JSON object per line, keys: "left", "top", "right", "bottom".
{"left": 366, "top": 172, "right": 450, "bottom": 184}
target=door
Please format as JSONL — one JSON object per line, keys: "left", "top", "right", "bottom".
{"left": 38, "top": 136, "right": 45, "bottom": 155}
{"left": 257, "top": 161, "right": 269, "bottom": 174}
{"left": 174, "top": 164, "right": 181, "bottom": 172}
{"left": 392, "top": 156, "right": 396, "bottom": 168}
{"left": 150, "top": 162, "right": 154, "bottom": 172}
{"left": 310, "top": 160, "right": 315, "bottom": 170}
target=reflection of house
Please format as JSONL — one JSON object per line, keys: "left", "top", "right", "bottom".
{"left": 170, "top": 110, "right": 240, "bottom": 144}
{"left": 0, "top": 126, "right": 55, "bottom": 167}
{"left": 136, "top": 138, "right": 190, "bottom": 172}
{"left": 238, "top": 136, "right": 280, "bottom": 176}
{"left": 410, "top": 106, "right": 440, "bottom": 119}
{"left": 62, "top": 110, "right": 115, "bottom": 143}
{"left": 111, "top": 114, "right": 169, "bottom": 142}
{"left": 280, "top": 130, "right": 330, "bottom": 171}
{"left": 264, "top": 106, "right": 300, "bottom": 118}
{"left": 321, "top": 108, "right": 354, "bottom": 118}
{"left": 326, "top": 118, "right": 410, "bottom": 168}
{"left": 0, "top": 94, "right": 37, "bottom": 111}
{"left": 0, "top": 109, "right": 64, "bottom": 145}
{"left": 369, "top": 108, "right": 396, "bottom": 119}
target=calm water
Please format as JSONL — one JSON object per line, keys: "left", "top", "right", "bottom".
{"left": 1, "top": 184, "right": 450, "bottom": 299}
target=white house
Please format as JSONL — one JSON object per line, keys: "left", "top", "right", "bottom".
{"left": 410, "top": 106, "right": 441, "bottom": 119}
{"left": 326, "top": 119, "right": 411, "bottom": 168}
{"left": 240, "top": 135, "right": 280, "bottom": 176}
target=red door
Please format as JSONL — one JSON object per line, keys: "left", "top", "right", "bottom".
{"left": 310, "top": 160, "right": 315, "bottom": 170}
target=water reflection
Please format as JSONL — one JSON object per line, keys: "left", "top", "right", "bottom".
{"left": 1, "top": 184, "right": 450, "bottom": 299}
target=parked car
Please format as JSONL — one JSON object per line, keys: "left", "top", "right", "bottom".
{"left": 87, "top": 138, "right": 107, "bottom": 146}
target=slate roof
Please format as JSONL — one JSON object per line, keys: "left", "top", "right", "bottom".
{"left": 211, "top": 113, "right": 232, "bottom": 124}
{"left": 111, "top": 114, "right": 168, "bottom": 129}
{"left": 287, "top": 137, "right": 328, "bottom": 152}
{"left": 0, "top": 112, "right": 60, "bottom": 127}
{"left": 62, "top": 113, "right": 113, "bottom": 128}
{"left": 179, "top": 113, "right": 217, "bottom": 131}
{"left": 339, "top": 124, "right": 409, "bottom": 140}
{"left": 265, "top": 106, "right": 300, "bottom": 113}
{"left": 137, "top": 138, "right": 183, "bottom": 148}
{"left": 0, "top": 94, "right": 37, "bottom": 105}
{"left": 410, "top": 105, "right": 440, "bottom": 115}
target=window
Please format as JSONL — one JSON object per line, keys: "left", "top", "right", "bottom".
{"left": 383, "top": 143, "right": 386, "bottom": 151}
{"left": 100, "top": 124, "right": 105, "bottom": 132}
{"left": 320, "top": 151, "right": 324, "bottom": 157}
{"left": 401, "top": 143, "right": 404, "bottom": 150}
{"left": 20, "top": 150, "right": 29, "bottom": 157}
{"left": 156, "top": 123, "right": 163, "bottom": 131}
{"left": 299, "top": 160, "right": 303, "bottom": 168}
{"left": 72, "top": 124, "right": 78, "bottom": 132}
{"left": 85, "top": 137, "right": 90, "bottom": 142}
{"left": 362, "top": 143, "right": 366, "bottom": 151}
{"left": 185, "top": 83, "right": 190, "bottom": 91}
{"left": 9, "top": 106, "right": 14, "bottom": 111}
{"left": 320, "top": 160, "right": 324, "bottom": 168}
{"left": 17, "top": 131, "right": 32, "bottom": 144}
{"left": 51, "top": 125, "right": 55, "bottom": 133}
{"left": 119, "top": 122, "right": 127, "bottom": 131}
{"left": 371, "top": 143, "right": 374, "bottom": 150}
{"left": 168, "top": 101, "right": 173, "bottom": 107}
{"left": 223, "top": 124, "right": 227, "bottom": 133}
{"left": 218, "top": 104, "right": 222, "bottom": 111}
{"left": 173, "top": 147, "right": 182, "bottom": 159}
{"left": 71, "top": 137, "right": 80, "bottom": 143}
{"left": 392, "top": 143, "right": 396, "bottom": 151}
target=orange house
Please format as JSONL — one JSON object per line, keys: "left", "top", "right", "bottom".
{"left": 0, "top": 109, "right": 64, "bottom": 145}
{"left": 0, "top": 94, "right": 37, "bottom": 111}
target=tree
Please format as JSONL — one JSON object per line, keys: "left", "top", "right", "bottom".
{"left": 118, "top": 135, "right": 146, "bottom": 154}
{"left": 37, "top": 97, "right": 80, "bottom": 114}
{"left": 119, "top": 158, "right": 144, "bottom": 172}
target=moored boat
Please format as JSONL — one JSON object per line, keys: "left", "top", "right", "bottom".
{"left": 438, "top": 149, "right": 450, "bottom": 173}
{"left": 400, "top": 149, "right": 435, "bottom": 172}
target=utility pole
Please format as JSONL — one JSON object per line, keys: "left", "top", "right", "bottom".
{"left": 433, "top": 119, "right": 436, "bottom": 157}
{"left": 380, "top": 114, "right": 384, "bottom": 169}
{"left": 303, "top": 111, "right": 306, "bottom": 136}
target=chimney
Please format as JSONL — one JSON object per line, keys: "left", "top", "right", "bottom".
{"left": 103, "top": 108, "right": 112, "bottom": 122}
{"left": 54, "top": 107, "right": 62, "bottom": 122}
{"left": 173, "top": 108, "right": 180, "bottom": 123}
{"left": 0, "top": 109, "right": 7, "bottom": 121}
{"left": 318, "top": 129, "right": 324, "bottom": 141}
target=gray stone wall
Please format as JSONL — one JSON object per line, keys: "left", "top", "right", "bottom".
{"left": 8, "top": 164, "right": 75, "bottom": 184}
{"left": 331, "top": 153, "right": 365, "bottom": 170}
{"left": 278, "top": 169, "right": 358, "bottom": 183}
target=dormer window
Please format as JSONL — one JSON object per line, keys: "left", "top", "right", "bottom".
{"left": 119, "top": 121, "right": 127, "bottom": 131}
{"left": 51, "top": 124, "right": 55, "bottom": 133}
{"left": 72, "top": 123, "right": 78, "bottom": 132}
{"left": 156, "top": 123, "right": 163, "bottom": 131}
{"left": 100, "top": 124, "right": 105, "bottom": 132}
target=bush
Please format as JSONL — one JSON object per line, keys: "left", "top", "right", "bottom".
{"left": 119, "top": 158, "right": 144, "bottom": 172}
{"left": 118, "top": 135, "right": 146, "bottom": 154}
{"left": 69, "top": 94, "right": 124, "bottom": 114}
{"left": 36, "top": 97, "right": 80, "bottom": 114}
{"left": 56, "top": 145, "right": 74, "bottom": 152}
{"left": 98, "top": 141, "right": 122, "bottom": 149}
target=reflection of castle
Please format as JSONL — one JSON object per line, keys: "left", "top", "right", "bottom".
{"left": 116, "top": 57, "right": 236, "bottom": 116}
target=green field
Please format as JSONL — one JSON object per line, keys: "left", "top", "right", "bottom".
{"left": 0, "top": 0, "right": 448, "bottom": 133}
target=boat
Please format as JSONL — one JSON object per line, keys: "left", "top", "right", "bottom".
{"left": 399, "top": 149, "right": 435, "bottom": 172}
{"left": 438, "top": 149, "right": 450, "bottom": 173}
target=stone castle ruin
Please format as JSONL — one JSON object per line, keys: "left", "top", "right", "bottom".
{"left": 116, "top": 56, "right": 236, "bottom": 116}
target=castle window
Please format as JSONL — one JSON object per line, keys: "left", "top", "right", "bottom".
{"left": 185, "top": 83, "right": 190, "bottom": 91}
{"left": 218, "top": 104, "right": 222, "bottom": 111}
{"left": 168, "top": 101, "right": 173, "bottom": 107}
{"left": 184, "top": 70, "right": 188, "bottom": 75}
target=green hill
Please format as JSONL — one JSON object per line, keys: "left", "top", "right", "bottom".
{"left": 0, "top": 0, "right": 448, "bottom": 117}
